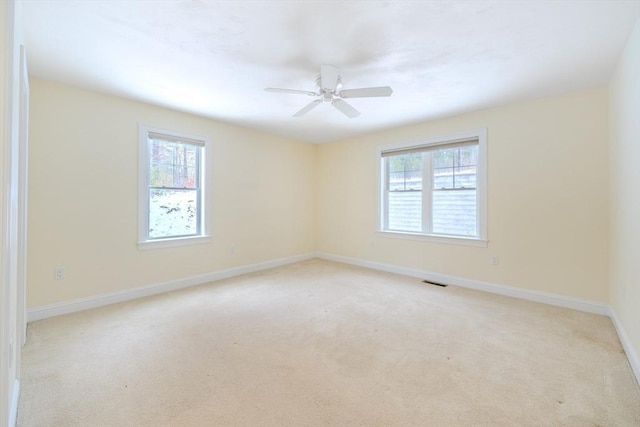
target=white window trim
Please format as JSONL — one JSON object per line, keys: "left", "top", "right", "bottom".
{"left": 138, "top": 124, "right": 212, "bottom": 250}
{"left": 376, "top": 129, "right": 488, "bottom": 247}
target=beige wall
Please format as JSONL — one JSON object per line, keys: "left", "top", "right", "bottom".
{"left": 27, "top": 78, "right": 316, "bottom": 308}
{"left": 609, "top": 19, "right": 640, "bottom": 372}
{"left": 317, "top": 87, "right": 610, "bottom": 302}
{"left": 26, "top": 77, "right": 617, "bottom": 311}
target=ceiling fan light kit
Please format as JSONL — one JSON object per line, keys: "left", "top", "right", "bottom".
{"left": 265, "top": 65, "right": 393, "bottom": 118}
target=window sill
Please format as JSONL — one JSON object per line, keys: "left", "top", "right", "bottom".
{"left": 138, "top": 235, "right": 211, "bottom": 250}
{"left": 376, "top": 230, "right": 487, "bottom": 247}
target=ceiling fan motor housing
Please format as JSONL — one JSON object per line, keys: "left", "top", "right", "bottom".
{"left": 315, "top": 74, "right": 342, "bottom": 102}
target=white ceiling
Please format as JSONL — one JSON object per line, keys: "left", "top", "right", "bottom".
{"left": 22, "top": 0, "right": 640, "bottom": 143}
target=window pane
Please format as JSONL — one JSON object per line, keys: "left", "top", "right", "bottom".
{"left": 150, "top": 139, "right": 174, "bottom": 164}
{"left": 388, "top": 153, "right": 422, "bottom": 191}
{"left": 454, "top": 146, "right": 477, "bottom": 189}
{"left": 149, "top": 189, "right": 199, "bottom": 239}
{"left": 386, "top": 153, "right": 423, "bottom": 232}
{"left": 432, "top": 149, "right": 454, "bottom": 168}
{"left": 453, "top": 168, "right": 476, "bottom": 189}
{"left": 432, "top": 189, "right": 476, "bottom": 236}
{"left": 388, "top": 191, "right": 422, "bottom": 232}
{"left": 149, "top": 139, "right": 199, "bottom": 189}
{"left": 433, "top": 166, "right": 453, "bottom": 189}
{"left": 150, "top": 164, "right": 174, "bottom": 187}
{"left": 172, "top": 145, "right": 199, "bottom": 189}
{"left": 433, "top": 145, "right": 478, "bottom": 190}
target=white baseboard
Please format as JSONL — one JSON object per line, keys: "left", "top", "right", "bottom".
{"left": 10, "top": 379, "right": 19, "bottom": 427}
{"left": 27, "top": 252, "right": 315, "bottom": 322}
{"left": 608, "top": 307, "right": 640, "bottom": 385}
{"left": 315, "top": 252, "right": 610, "bottom": 315}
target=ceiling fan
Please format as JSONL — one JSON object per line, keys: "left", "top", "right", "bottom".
{"left": 265, "top": 65, "right": 393, "bottom": 118}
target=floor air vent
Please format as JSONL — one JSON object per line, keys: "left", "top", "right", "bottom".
{"left": 422, "top": 280, "right": 448, "bottom": 287}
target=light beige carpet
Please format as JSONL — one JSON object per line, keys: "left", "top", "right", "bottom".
{"left": 18, "top": 259, "right": 640, "bottom": 426}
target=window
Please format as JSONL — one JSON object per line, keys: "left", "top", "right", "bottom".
{"left": 138, "top": 124, "right": 211, "bottom": 249}
{"left": 379, "top": 130, "right": 487, "bottom": 246}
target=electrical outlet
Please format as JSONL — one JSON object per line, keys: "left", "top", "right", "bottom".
{"left": 54, "top": 266, "right": 66, "bottom": 280}
{"left": 489, "top": 256, "right": 500, "bottom": 266}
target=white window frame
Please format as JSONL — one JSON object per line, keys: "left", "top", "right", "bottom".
{"left": 138, "top": 124, "right": 211, "bottom": 250}
{"left": 377, "top": 129, "right": 487, "bottom": 247}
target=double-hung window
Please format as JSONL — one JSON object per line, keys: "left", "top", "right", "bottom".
{"left": 379, "top": 129, "right": 487, "bottom": 246}
{"left": 138, "top": 124, "right": 211, "bottom": 249}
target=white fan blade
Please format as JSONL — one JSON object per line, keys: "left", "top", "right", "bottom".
{"left": 332, "top": 99, "right": 360, "bottom": 118}
{"left": 265, "top": 88, "right": 317, "bottom": 96}
{"left": 293, "top": 99, "right": 322, "bottom": 117}
{"left": 339, "top": 86, "right": 393, "bottom": 98}
{"left": 320, "top": 64, "right": 339, "bottom": 92}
